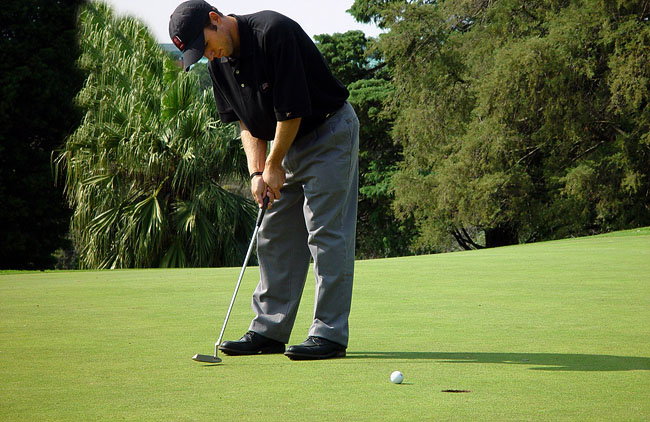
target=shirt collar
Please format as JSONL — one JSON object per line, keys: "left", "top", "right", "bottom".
{"left": 231, "top": 14, "right": 253, "bottom": 60}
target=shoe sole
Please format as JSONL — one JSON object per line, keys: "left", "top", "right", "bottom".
{"left": 218, "top": 345, "right": 286, "bottom": 356}
{"left": 284, "top": 350, "right": 346, "bottom": 361}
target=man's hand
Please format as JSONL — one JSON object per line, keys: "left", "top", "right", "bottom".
{"left": 242, "top": 117, "right": 300, "bottom": 208}
{"left": 251, "top": 174, "right": 267, "bottom": 207}
{"left": 263, "top": 161, "right": 286, "bottom": 206}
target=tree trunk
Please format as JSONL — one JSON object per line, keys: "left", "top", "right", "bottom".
{"left": 484, "top": 225, "right": 519, "bottom": 248}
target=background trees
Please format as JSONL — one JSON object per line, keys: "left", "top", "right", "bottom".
{"left": 315, "top": 31, "right": 424, "bottom": 258}
{"left": 4, "top": 0, "right": 647, "bottom": 269}
{"left": 0, "top": 0, "right": 86, "bottom": 269}
{"left": 351, "top": 0, "right": 650, "bottom": 250}
{"left": 57, "top": 3, "right": 254, "bottom": 268}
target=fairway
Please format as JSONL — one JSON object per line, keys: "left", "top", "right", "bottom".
{"left": 1, "top": 229, "right": 649, "bottom": 421}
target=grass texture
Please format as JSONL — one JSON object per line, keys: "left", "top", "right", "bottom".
{"left": 1, "top": 228, "right": 649, "bottom": 421}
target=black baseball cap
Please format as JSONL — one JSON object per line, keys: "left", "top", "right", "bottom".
{"left": 169, "top": 0, "right": 213, "bottom": 71}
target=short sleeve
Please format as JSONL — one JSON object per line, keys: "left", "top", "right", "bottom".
{"left": 267, "top": 27, "right": 312, "bottom": 121}
{"left": 209, "top": 64, "right": 239, "bottom": 123}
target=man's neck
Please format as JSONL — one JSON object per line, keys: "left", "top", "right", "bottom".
{"left": 228, "top": 15, "right": 240, "bottom": 57}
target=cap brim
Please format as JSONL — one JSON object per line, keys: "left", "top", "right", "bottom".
{"left": 181, "top": 33, "right": 205, "bottom": 72}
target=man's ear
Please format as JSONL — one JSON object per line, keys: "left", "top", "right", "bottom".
{"left": 208, "top": 11, "right": 221, "bottom": 25}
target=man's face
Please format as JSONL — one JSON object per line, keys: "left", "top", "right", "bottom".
{"left": 203, "top": 12, "right": 234, "bottom": 61}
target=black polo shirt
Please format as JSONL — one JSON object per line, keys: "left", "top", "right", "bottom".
{"left": 208, "top": 11, "right": 349, "bottom": 141}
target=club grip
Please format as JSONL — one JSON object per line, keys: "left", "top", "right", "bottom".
{"left": 256, "top": 196, "right": 270, "bottom": 227}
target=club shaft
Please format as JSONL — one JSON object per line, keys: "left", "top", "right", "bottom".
{"left": 213, "top": 224, "right": 261, "bottom": 356}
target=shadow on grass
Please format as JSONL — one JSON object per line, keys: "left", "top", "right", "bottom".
{"left": 346, "top": 352, "right": 650, "bottom": 372}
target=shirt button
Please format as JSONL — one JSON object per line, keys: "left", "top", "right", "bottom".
{"left": 240, "top": 83, "right": 245, "bottom": 88}
{"left": 235, "top": 70, "right": 240, "bottom": 75}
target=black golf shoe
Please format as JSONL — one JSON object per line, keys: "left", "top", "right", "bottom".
{"left": 219, "top": 331, "right": 285, "bottom": 355}
{"left": 284, "top": 336, "right": 346, "bottom": 360}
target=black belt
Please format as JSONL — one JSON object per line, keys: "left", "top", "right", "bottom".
{"left": 295, "top": 103, "right": 346, "bottom": 140}
{"left": 324, "top": 102, "right": 346, "bottom": 120}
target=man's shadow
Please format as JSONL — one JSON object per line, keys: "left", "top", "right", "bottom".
{"left": 346, "top": 352, "right": 650, "bottom": 371}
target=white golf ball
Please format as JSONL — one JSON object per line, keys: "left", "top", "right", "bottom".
{"left": 390, "top": 371, "right": 404, "bottom": 384}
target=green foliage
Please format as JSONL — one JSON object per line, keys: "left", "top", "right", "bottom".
{"left": 316, "top": 31, "right": 423, "bottom": 258}
{"left": 57, "top": 2, "right": 254, "bottom": 269}
{"left": 315, "top": 31, "right": 370, "bottom": 85}
{"left": 348, "top": 0, "right": 438, "bottom": 28}
{"left": 190, "top": 62, "right": 213, "bottom": 91}
{"left": 351, "top": 79, "right": 424, "bottom": 257}
{"left": 0, "top": 0, "right": 86, "bottom": 269}
{"left": 373, "top": 0, "right": 650, "bottom": 249}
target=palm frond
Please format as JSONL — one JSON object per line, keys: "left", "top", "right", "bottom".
{"left": 58, "top": 1, "right": 253, "bottom": 268}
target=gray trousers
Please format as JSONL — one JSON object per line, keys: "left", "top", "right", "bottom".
{"left": 249, "top": 102, "right": 359, "bottom": 347}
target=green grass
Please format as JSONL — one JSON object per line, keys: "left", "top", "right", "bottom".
{"left": 1, "top": 228, "right": 649, "bottom": 421}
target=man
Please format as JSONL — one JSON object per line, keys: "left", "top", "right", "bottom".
{"left": 169, "top": 0, "right": 359, "bottom": 360}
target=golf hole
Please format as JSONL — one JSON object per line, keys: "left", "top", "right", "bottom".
{"left": 442, "top": 389, "right": 471, "bottom": 393}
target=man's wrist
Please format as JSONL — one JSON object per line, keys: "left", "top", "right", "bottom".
{"left": 250, "top": 171, "right": 264, "bottom": 179}
{"left": 265, "top": 155, "right": 284, "bottom": 170}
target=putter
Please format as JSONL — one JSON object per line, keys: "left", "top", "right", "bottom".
{"left": 193, "top": 196, "right": 270, "bottom": 364}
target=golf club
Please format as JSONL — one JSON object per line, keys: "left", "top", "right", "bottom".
{"left": 192, "top": 196, "right": 270, "bottom": 364}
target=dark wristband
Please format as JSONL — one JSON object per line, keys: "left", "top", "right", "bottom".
{"left": 250, "top": 171, "right": 263, "bottom": 179}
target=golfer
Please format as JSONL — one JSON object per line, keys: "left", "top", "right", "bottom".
{"left": 169, "top": 0, "right": 359, "bottom": 360}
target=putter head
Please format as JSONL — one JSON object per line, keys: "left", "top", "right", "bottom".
{"left": 192, "top": 354, "right": 222, "bottom": 363}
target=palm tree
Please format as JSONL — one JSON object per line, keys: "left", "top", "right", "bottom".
{"left": 56, "top": 2, "right": 254, "bottom": 268}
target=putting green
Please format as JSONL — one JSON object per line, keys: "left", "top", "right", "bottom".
{"left": 1, "top": 228, "right": 649, "bottom": 421}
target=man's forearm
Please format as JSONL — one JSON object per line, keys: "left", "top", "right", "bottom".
{"left": 240, "top": 118, "right": 302, "bottom": 204}
{"left": 266, "top": 118, "right": 302, "bottom": 169}
{"left": 239, "top": 121, "right": 267, "bottom": 175}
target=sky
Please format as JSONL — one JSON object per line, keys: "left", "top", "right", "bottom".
{"left": 103, "top": 0, "right": 383, "bottom": 43}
